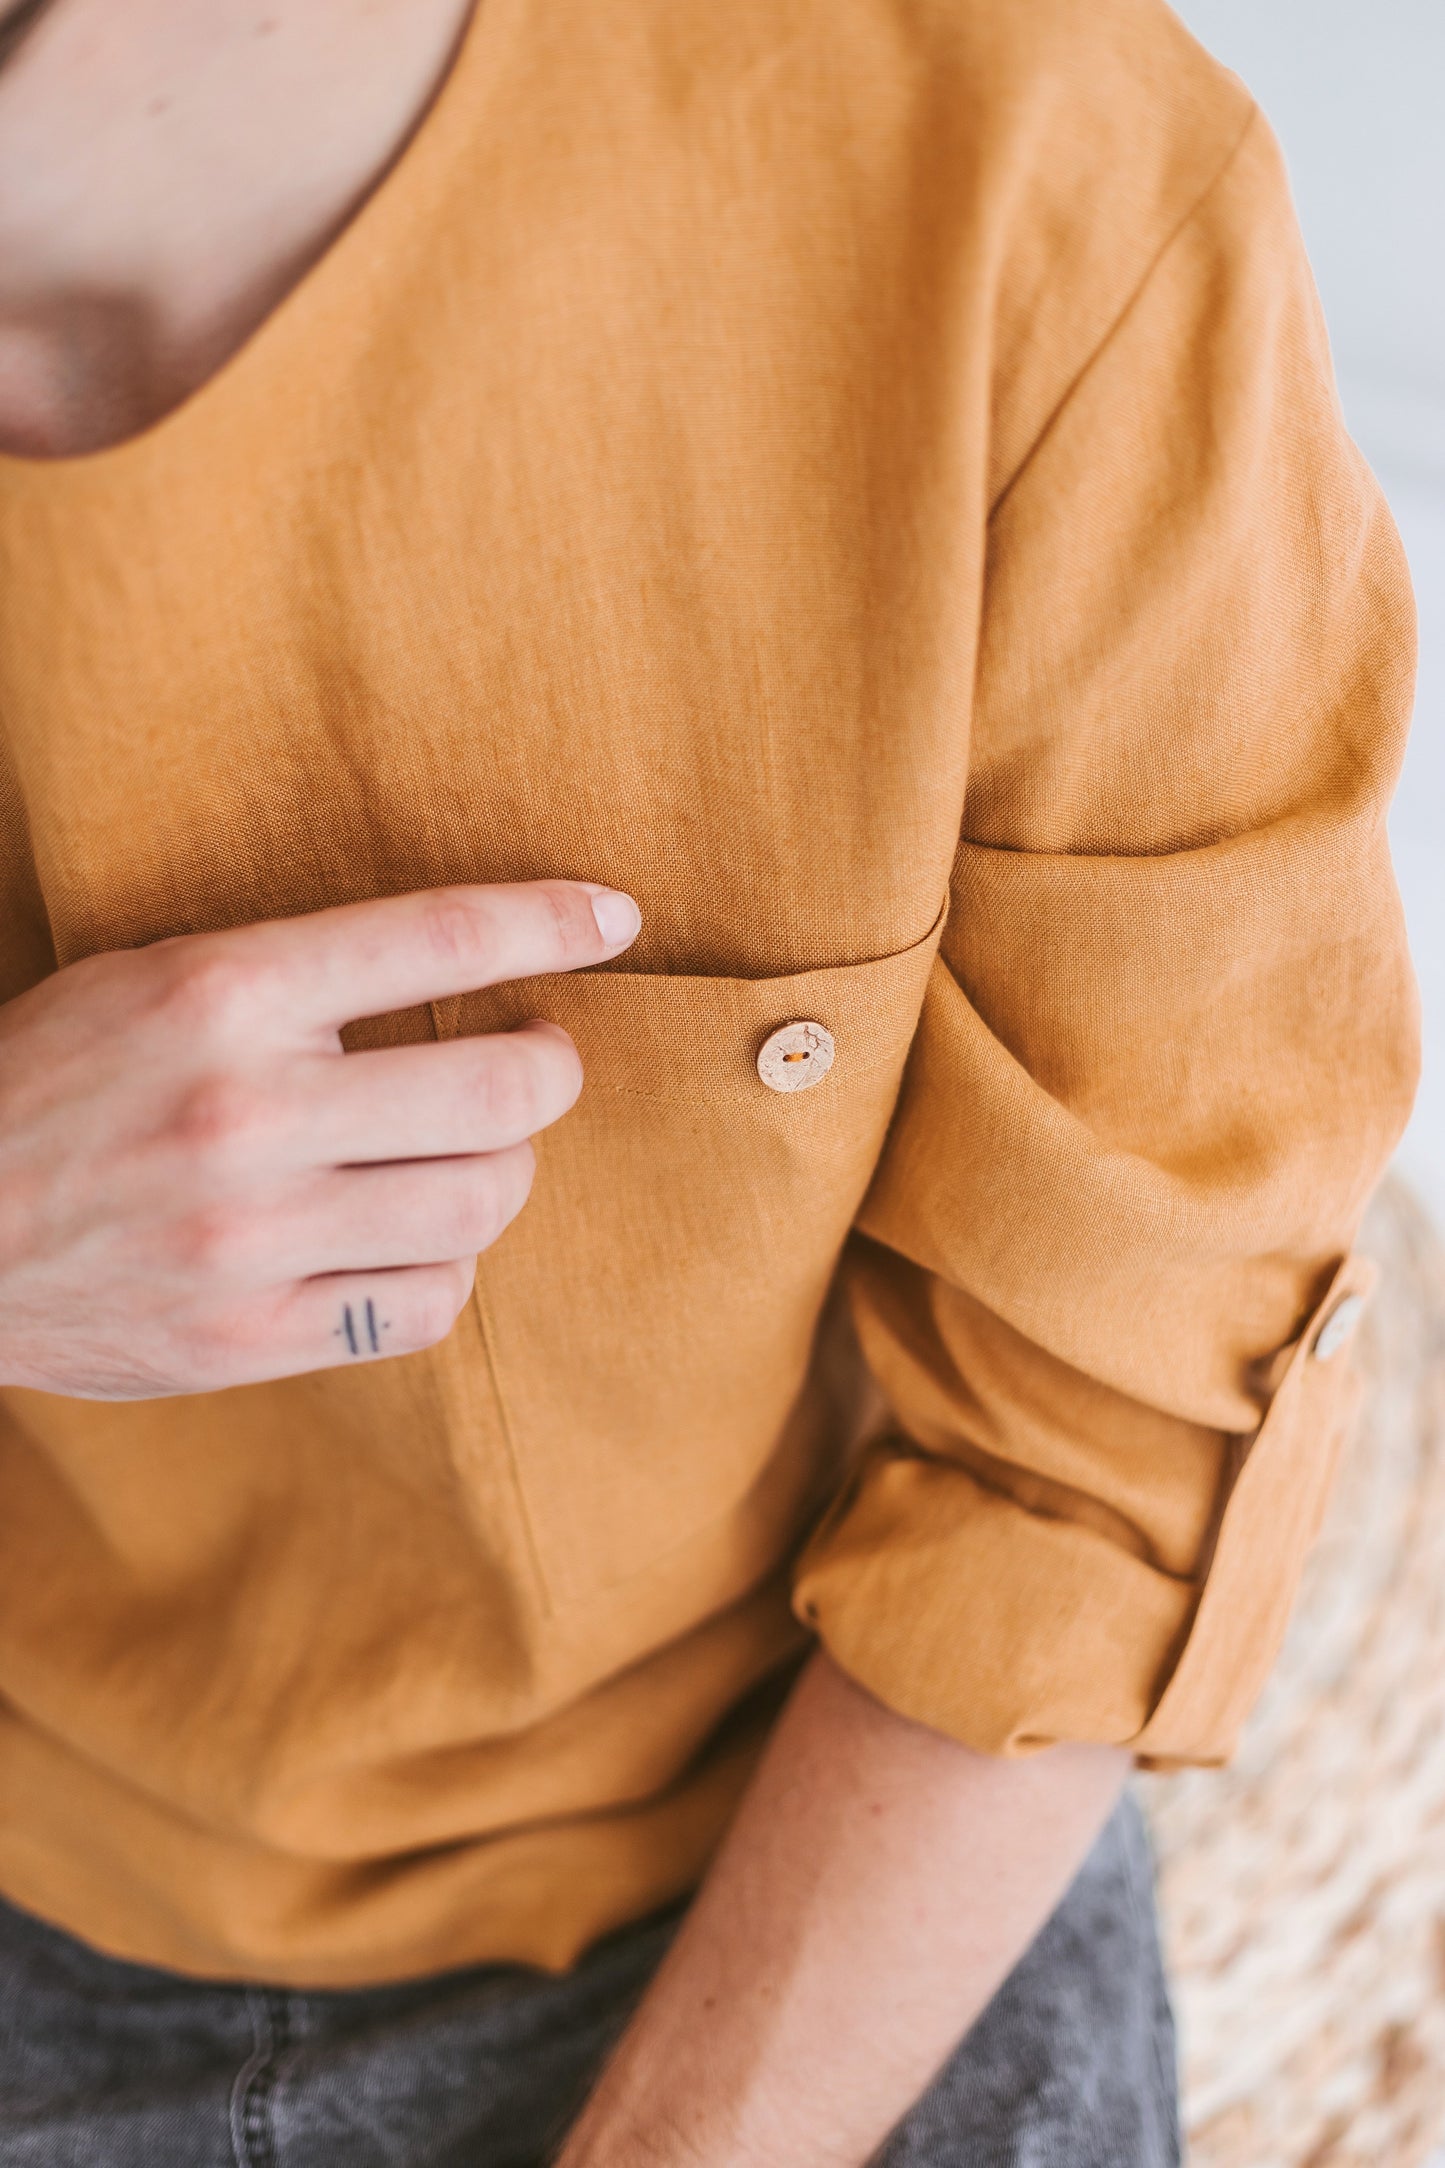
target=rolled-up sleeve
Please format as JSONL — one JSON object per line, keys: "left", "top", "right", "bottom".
{"left": 791, "top": 110, "right": 1420, "bottom": 1768}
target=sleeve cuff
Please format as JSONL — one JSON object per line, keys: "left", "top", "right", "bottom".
{"left": 792, "top": 1256, "right": 1375, "bottom": 1768}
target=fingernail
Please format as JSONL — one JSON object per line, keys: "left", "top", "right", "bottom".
{"left": 589, "top": 889, "right": 641, "bottom": 947}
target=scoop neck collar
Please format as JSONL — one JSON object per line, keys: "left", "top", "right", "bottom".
{"left": 0, "top": 0, "right": 496, "bottom": 490}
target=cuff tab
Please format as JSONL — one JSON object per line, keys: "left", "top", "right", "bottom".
{"left": 1132, "top": 1252, "right": 1377, "bottom": 1768}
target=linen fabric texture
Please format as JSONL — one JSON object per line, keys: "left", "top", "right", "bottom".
{"left": 0, "top": 0, "right": 1418, "bottom": 1984}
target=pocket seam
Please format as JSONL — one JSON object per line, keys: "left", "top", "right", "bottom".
{"left": 468, "top": 1274, "right": 554, "bottom": 1618}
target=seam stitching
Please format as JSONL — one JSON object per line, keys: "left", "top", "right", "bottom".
{"left": 470, "top": 1273, "right": 554, "bottom": 1615}
{"left": 230, "top": 1989, "right": 290, "bottom": 2168}
{"left": 987, "top": 101, "right": 1261, "bottom": 523}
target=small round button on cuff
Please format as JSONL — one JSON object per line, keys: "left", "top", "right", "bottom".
{"left": 1311, "top": 1292, "right": 1366, "bottom": 1362}
{"left": 757, "top": 1021, "right": 835, "bottom": 1092}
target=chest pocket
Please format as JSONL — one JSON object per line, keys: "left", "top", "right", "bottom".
{"left": 431, "top": 904, "right": 945, "bottom": 1609}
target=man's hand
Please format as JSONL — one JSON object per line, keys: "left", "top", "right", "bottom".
{"left": 0, "top": 879, "right": 640, "bottom": 1399}
{"left": 557, "top": 1653, "right": 1129, "bottom": 2168}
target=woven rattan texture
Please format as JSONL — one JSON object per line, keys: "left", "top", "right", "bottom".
{"left": 1142, "top": 1177, "right": 1445, "bottom": 2168}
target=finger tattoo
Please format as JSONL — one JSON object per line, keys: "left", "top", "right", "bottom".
{"left": 335, "top": 1299, "right": 387, "bottom": 1356}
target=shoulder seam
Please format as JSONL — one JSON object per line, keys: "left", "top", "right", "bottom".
{"left": 987, "top": 100, "right": 1262, "bottom": 522}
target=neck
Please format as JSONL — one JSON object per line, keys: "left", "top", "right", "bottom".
{"left": 0, "top": 0, "right": 474, "bottom": 457}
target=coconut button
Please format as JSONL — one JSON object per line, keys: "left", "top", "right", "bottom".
{"left": 757, "top": 1020, "right": 835, "bottom": 1093}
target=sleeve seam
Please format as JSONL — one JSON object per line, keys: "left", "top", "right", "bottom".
{"left": 986, "top": 100, "right": 1262, "bottom": 523}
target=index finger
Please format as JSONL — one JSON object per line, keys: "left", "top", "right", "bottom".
{"left": 225, "top": 881, "right": 642, "bottom": 1034}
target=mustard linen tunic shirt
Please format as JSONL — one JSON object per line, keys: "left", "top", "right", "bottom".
{"left": 0, "top": 0, "right": 1419, "bottom": 1984}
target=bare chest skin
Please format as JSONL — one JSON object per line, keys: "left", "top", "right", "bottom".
{"left": 0, "top": 0, "right": 475, "bottom": 457}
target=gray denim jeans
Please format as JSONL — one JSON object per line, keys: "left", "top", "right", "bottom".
{"left": 0, "top": 1791, "right": 1178, "bottom": 2168}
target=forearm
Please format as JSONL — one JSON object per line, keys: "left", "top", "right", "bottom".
{"left": 557, "top": 1650, "right": 1129, "bottom": 2168}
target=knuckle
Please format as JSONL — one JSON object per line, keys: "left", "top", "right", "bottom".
{"left": 53, "top": 943, "right": 160, "bottom": 1024}
{"left": 436, "top": 1173, "right": 496, "bottom": 1258}
{"left": 54, "top": 948, "right": 117, "bottom": 1007}
{"left": 527, "top": 1021, "right": 584, "bottom": 1110}
{"left": 445, "top": 1159, "right": 511, "bottom": 1255}
{"left": 176, "top": 1341, "right": 231, "bottom": 1394}
{"left": 169, "top": 1201, "right": 258, "bottom": 1280}
{"left": 476, "top": 1143, "right": 534, "bottom": 1252}
{"left": 406, "top": 1265, "right": 473, "bottom": 1349}
{"left": 420, "top": 893, "right": 491, "bottom": 969}
{"left": 508, "top": 1137, "right": 537, "bottom": 1206}
{"left": 539, "top": 883, "right": 601, "bottom": 963}
{"left": 150, "top": 946, "right": 264, "bottom": 1041}
{"left": 479, "top": 1028, "right": 579, "bottom": 1135}
{"left": 174, "top": 1305, "right": 260, "bottom": 1389}
{"left": 475, "top": 1038, "right": 543, "bottom": 1135}
{"left": 167, "top": 1072, "right": 274, "bottom": 1168}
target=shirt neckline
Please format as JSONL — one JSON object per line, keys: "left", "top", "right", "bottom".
{"left": 0, "top": 0, "right": 494, "bottom": 488}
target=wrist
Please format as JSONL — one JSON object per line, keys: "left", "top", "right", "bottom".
{"left": 555, "top": 2125, "right": 711, "bottom": 2168}
{"left": 555, "top": 2060, "right": 857, "bottom": 2168}
{"left": 554, "top": 2104, "right": 714, "bottom": 2168}
{"left": 557, "top": 2119, "right": 809, "bottom": 2168}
